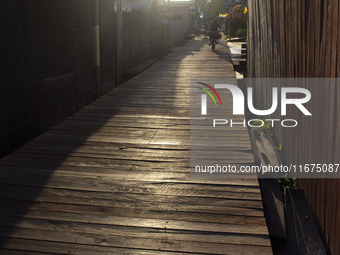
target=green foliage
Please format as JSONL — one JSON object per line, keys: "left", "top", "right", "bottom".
{"left": 228, "top": 17, "right": 246, "bottom": 37}
{"left": 235, "top": 28, "right": 246, "bottom": 37}
{"left": 253, "top": 119, "right": 272, "bottom": 141}
{"left": 253, "top": 119, "right": 271, "bottom": 133}
{"left": 231, "top": 5, "right": 245, "bottom": 17}
{"left": 275, "top": 143, "right": 282, "bottom": 151}
{"left": 280, "top": 176, "right": 297, "bottom": 189}
{"left": 163, "top": 13, "right": 183, "bottom": 20}
{"left": 198, "top": 0, "right": 224, "bottom": 19}
{"left": 254, "top": 119, "right": 281, "bottom": 149}
{"left": 226, "top": 5, "right": 247, "bottom": 37}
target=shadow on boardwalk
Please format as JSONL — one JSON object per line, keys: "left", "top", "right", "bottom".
{"left": 0, "top": 38, "right": 272, "bottom": 254}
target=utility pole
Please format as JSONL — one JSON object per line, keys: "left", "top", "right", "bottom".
{"left": 116, "top": 0, "right": 123, "bottom": 86}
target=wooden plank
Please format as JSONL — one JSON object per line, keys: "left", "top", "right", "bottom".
{"left": 324, "top": 1, "right": 339, "bottom": 250}
{"left": 0, "top": 175, "right": 262, "bottom": 201}
{"left": 334, "top": 3, "right": 340, "bottom": 254}
{"left": 0, "top": 237, "right": 202, "bottom": 255}
{"left": 0, "top": 233, "right": 272, "bottom": 255}
{"left": 0, "top": 191, "right": 265, "bottom": 216}
{"left": 0, "top": 200, "right": 267, "bottom": 227}
{"left": 0, "top": 250, "right": 51, "bottom": 255}
{"left": 0, "top": 37, "right": 271, "bottom": 254}
{"left": 0, "top": 216, "right": 271, "bottom": 247}
{"left": 0, "top": 208, "right": 269, "bottom": 235}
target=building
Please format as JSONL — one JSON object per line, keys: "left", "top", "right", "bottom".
{"left": 114, "top": 0, "right": 132, "bottom": 12}
{"left": 131, "top": 0, "right": 152, "bottom": 11}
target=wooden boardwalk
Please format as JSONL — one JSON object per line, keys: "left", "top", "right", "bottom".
{"left": 0, "top": 37, "right": 272, "bottom": 254}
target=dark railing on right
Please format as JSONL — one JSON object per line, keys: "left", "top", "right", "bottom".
{"left": 247, "top": 1, "right": 340, "bottom": 254}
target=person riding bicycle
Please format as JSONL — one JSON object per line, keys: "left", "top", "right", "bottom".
{"left": 208, "top": 19, "right": 221, "bottom": 46}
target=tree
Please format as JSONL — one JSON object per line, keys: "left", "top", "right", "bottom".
{"left": 199, "top": 0, "right": 225, "bottom": 19}
{"left": 226, "top": 5, "right": 247, "bottom": 37}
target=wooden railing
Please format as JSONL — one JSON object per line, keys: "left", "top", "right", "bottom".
{"left": 247, "top": 1, "right": 340, "bottom": 254}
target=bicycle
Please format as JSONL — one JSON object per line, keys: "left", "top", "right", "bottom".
{"left": 207, "top": 31, "right": 221, "bottom": 51}
{"left": 211, "top": 36, "right": 217, "bottom": 51}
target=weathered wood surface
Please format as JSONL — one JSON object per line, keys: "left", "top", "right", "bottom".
{"left": 0, "top": 37, "right": 272, "bottom": 254}
{"left": 248, "top": 1, "right": 340, "bottom": 253}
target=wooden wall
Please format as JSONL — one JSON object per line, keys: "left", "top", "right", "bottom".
{"left": 0, "top": 1, "right": 187, "bottom": 159}
{"left": 167, "top": 8, "right": 191, "bottom": 46}
{"left": 247, "top": 0, "right": 340, "bottom": 254}
{"left": 0, "top": 0, "right": 94, "bottom": 158}
{"left": 122, "top": 11, "right": 169, "bottom": 73}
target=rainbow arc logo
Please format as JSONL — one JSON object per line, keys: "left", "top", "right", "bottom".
{"left": 196, "top": 82, "right": 223, "bottom": 106}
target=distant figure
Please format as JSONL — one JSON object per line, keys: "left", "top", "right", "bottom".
{"left": 204, "top": 21, "right": 209, "bottom": 29}
{"left": 204, "top": 21, "right": 209, "bottom": 37}
{"left": 200, "top": 26, "right": 207, "bottom": 38}
{"left": 208, "top": 19, "right": 221, "bottom": 46}
{"left": 194, "top": 26, "right": 199, "bottom": 38}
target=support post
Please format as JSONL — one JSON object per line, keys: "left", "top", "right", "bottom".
{"left": 37, "top": 75, "right": 46, "bottom": 133}
{"left": 93, "top": 0, "right": 101, "bottom": 98}
{"left": 116, "top": 0, "right": 123, "bottom": 86}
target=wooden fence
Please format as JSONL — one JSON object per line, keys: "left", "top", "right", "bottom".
{"left": 0, "top": 0, "right": 188, "bottom": 159}
{"left": 247, "top": 0, "right": 340, "bottom": 254}
{"left": 0, "top": 0, "right": 94, "bottom": 158}
{"left": 122, "top": 11, "right": 169, "bottom": 72}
